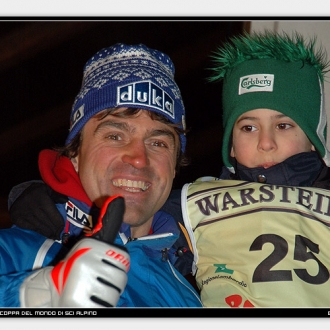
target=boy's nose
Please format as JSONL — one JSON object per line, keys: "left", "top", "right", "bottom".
{"left": 257, "top": 130, "right": 277, "bottom": 152}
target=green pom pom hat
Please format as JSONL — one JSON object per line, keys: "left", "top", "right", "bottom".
{"left": 209, "top": 31, "right": 330, "bottom": 172}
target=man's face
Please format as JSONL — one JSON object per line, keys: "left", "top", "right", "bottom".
{"left": 230, "top": 108, "right": 314, "bottom": 169}
{"left": 72, "top": 108, "right": 179, "bottom": 237}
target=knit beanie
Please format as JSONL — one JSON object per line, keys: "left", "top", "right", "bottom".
{"left": 209, "top": 31, "right": 330, "bottom": 172}
{"left": 65, "top": 43, "right": 186, "bottom": 152}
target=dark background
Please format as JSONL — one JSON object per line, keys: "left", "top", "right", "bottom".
{"left": 0, "top": 19, "right": 249, "bottom": 226}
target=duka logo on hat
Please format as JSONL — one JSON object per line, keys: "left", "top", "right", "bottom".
{"left": 238, "top": 74, "right": 274, "bottom": 95}
{"left": 117, "top": 80, "right": 175, "bottom": 119}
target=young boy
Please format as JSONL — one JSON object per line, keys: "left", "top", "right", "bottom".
{"left": 181, "top": 31, "right": 330, "bottom": 307}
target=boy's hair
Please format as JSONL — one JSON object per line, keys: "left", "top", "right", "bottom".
{"left": 209, "top": 31, "right": 330, "bottom": 171}
{"left": 209, "top": 31, "right": 329, "bottom": 82}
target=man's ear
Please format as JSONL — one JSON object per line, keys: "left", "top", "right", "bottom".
{"left": 71, "top": 157, "right": 79, "bottom": 173}
{"left": 311, "top": 145, "right": 316, "bottom": 151}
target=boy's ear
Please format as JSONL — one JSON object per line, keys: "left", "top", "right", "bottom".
{"left": 230, "top": 146, "right": 235, "bottom": 157}
{"left": 311, "top": 145, "right": 315, "bottom": 151}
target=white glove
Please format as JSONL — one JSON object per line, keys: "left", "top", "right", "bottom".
{"left": 20, "top": 238, "right": 130, "bottom": 307}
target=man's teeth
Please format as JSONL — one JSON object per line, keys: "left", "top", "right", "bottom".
{"left": 112, "top": 179, "right": 149, "bottom": 191}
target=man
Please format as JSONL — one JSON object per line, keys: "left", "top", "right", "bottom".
{"left": 0, "top": 43, "right": 202, "bottom": 307}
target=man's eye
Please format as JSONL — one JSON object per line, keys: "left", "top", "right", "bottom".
{"left": 152, "top": 140, "right": 167, "bottom": 148}
{"left": 107, "top": 134, "right": 121, "bottom": 140}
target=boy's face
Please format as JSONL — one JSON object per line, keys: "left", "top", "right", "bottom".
{"left": 230, "top": 108, "right": 315, "bottom": 169}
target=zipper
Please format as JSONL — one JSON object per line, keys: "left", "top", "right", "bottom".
{"left": 161, "top": 248, "right": 169, "bottom": 262}
{"left": 61, "top": 220, "right": 70, "bottom": 244}
{"left": 167, "top": 259, "right": 202, "bottom": 304}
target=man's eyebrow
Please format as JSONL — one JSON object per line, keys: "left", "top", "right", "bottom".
{"left": 94, "top": 120, "right": 130, "bottom": 135}
{"left": 94, "top": 120, "right": 176, "bottom": 142}
{"left": 150, "top": 129, "right": 176, "bottom": 142}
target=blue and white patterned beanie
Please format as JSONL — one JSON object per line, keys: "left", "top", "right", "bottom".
{"left": 65, "top": 43, "right": 186, "bottom": 152}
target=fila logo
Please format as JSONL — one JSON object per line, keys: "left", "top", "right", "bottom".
{"left": 117, "top": 81, "right": 175, "bottom": 118}
{"left": 66, "top": 201, "right": 90, "bottom": 226}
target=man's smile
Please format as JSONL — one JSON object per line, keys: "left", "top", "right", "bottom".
{"left": 112, "top": 179, "right": 150, "bottom": 192}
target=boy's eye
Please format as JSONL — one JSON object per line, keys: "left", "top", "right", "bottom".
{"left": 241, "top": 125, "right": 256, "bottom": 132}
{"left": 277, "top": 123, "right": 292, "bottom": 130}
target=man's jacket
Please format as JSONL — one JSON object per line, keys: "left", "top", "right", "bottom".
{"left": 0, "top": 150, "right": 201, "bottom": 307}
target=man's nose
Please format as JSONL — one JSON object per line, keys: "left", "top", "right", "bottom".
{"left": 121, "top": 141, "right": 149, "bottom": 168}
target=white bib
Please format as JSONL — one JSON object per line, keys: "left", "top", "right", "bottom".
{"left": 182, "top": 178, "right": 330, "bottom": 307}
